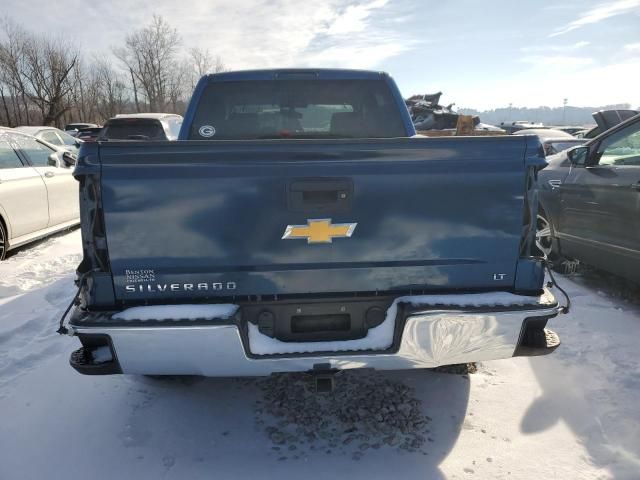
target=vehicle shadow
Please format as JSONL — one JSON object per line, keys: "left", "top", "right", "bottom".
{"left": 107, "top": 369, "right": 471, "bottom": 479}
{"left": 567, "top": 264, "right": 640, "bottom": 305}
{"left": 521, "top": 274, "right": 640, "bottom": 478}
{"left": 0, "top": 276, "right": 76, "bottom": 390}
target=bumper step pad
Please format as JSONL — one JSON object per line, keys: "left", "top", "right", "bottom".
{"left": 514, "top": 328, "right": 561, "bottom": 357}
{"left": 70, "top": 346, "right": 122, "bottom": 375}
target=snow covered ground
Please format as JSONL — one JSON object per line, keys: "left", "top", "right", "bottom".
{"left": 1, "top": 229, "right": 639, "bottom": 480}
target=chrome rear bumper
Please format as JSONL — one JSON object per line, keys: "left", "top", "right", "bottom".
{"left": 70, "top": 290, "right": 561, "bottom": 376}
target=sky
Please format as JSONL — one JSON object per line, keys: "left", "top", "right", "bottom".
{"left": 4, "top": 0, "right": 640, "bottom": 110}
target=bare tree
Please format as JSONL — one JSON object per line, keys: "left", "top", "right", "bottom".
{"left": 94, "top": 59, "right": 128, "bottom": 119}
{"left": 0, "top": 84, "right": 12, "bottom": 125}
{"left": 114, "top": 15, "right": 181, "bottom": 112}
{"left": 128, "top": 67, "right": 141, "bottom": 112}
{"left": 1, "top": 14, "right": 226, "bottom": 126}
{"left": 0, "top": 18, "right": 78, "bottom": 126}
{"left": 0, "top": 18, "right": 32, "bottom": 125}
{"left": 188, "top": 47, "right": 225, "bottom": 90}
{"left": 69, "top": 59, "right": 99, "bottom": 123}
{"left": 190, "top": 47, "right": 211, "bottom": 80}
{"left": 23, "top": 37, "right": 78, "bottom": 125}
{"left": 167, "top": 59, "right": 191, "bottom": 113}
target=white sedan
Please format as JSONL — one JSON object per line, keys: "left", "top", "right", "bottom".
{"left": 14, "top": 126, "right": 82, "bottom": 155}
{"left": 0, "top": 128, "right": 79, "bottom": 260}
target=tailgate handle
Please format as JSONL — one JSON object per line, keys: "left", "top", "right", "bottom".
{"left": 288, "top": 179, "right": 353, "bottom": 212}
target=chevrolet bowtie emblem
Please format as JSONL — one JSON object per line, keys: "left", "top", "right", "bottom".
{"left": 282, "top": 219, "right": 357, "bottom": 244}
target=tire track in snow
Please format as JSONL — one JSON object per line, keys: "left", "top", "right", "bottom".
{"left": 0, "top": 230, "right": 81, "bottom": 393}
{"left": 1, "top": 277, "right": 73, "bottom": 340}
{"left": 0, "top": 278, "right": 76, "bottom": 393}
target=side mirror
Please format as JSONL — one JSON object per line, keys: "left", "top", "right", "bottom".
{"left": 62, "top": 151, "right": 77, "bottom": 167}
{"left": 47, "top": 152, "right": 61, "bottom": 168}
{"left": 567, "top": 145, "right": 589, "bottom": 166}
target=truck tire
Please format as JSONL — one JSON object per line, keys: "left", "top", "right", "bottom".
{"left": 536, "top": 209, "right": 577, "bottom": 273}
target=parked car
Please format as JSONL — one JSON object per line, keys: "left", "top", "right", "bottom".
{"left": 65, "top": 122, "right": 99, "bottom": 135}
{"left": 499, "top": 121, "right": 546, "bottom": 134}
{"left": 573, "top": 128, "right": 594, "bottom": 138}
{"left": 537, "top": 113, "right": 640, "bottom": 283}
{"left": 0, "top": 128, "right": 80, "bottom": 260}
{"left": 97, "top": 113, "right": 183, "bottom": 141}
{"left": 574, "top": 109, "right": 638, "bottom": 139}
{"left": 75, "top": 127, "right": 103, "bottom": 142}
{"left": 513, "top": 128, "right": 586, "bottom": 156}
{"left": 64, "top": 69, "right": 563, "bottom": 379}
{"left": 14, "top": 126, "right": 82, "bottom": 154}
{"left": 552, "top": 126, "right": 588, "bottom": 136}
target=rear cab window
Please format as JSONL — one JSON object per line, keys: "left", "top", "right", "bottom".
{"left": 188, "top": 79, "right": 407, "bottom": 140}
{"left": 100, "top": 119, "right": 167, "bottom": 141}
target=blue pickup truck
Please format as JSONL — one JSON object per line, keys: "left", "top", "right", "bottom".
{"left": 65, "top": 69, "right": 564, "bottom": 377}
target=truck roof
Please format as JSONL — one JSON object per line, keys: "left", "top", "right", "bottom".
{"left": 205, "top": 68, "right": 389, "bottom": 82}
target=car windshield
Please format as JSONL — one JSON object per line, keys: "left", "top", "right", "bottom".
{"left": 546, "top": 140, "right": 585, "bottom": 155}
{"left": 40, "top": 130, "right": 62, "bottom": 145}
{"left": 59, "top": 131, "right": 79, "bottom": 146}
{"left": 188, "top": 79, "right": 407, "bottom": 140}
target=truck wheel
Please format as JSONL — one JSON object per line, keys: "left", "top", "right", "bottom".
{"left": 0, "top": 220, "right": 7, "bottom": 261}
{"left": 535, "top": 212, "right": 554, "bottom": 259}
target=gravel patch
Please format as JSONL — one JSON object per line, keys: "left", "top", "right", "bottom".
{"left": 254, "top": 370, "right": 432, "bottom": 460}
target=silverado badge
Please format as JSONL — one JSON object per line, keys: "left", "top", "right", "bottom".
{"left": 282, "top": 219, "right": 357, "bottom": 244}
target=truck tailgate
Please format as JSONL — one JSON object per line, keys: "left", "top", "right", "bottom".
{"left": 94, "top": 136, "right": 539, "bottom": 301}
